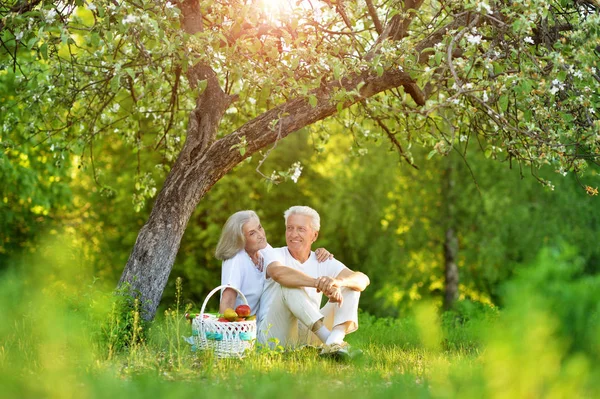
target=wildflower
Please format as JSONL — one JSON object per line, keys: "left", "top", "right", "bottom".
{"left": 585, "top": 186, "right": 599, "bottom": 196}
{"left": 123, "top": 14, "right": 138, "bottom": 24}
{"left": 45, "top": 9, "right": 57, "bottom": 24}
{"left": 573, "top": 70, "right": 583, "bottom": 79}
{"left": 87, "top": 3, "right": 96, "bottom": 10}
{"left": 524, "top": 36, "right": 534, "bottom": 44}
{"left": 476, "top": 1, "right": 492, "bottom": 14}
{"left": 166, "top": 1, "right": 176, "bottom": 8}
{"left": 290, "top": 162, "right": 303, "bottom": 183}
{"left": 590, "top": 108, "right": 596, "bottom": 114}
{"left": 15, "top": 31, "right": 23, "bottom": 41}
{"left": 466, "top": 34, "right": 482, "bottom": 45}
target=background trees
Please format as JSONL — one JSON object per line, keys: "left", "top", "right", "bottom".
{"left": 2, "top": 0, "right": 599, "bottom": 318}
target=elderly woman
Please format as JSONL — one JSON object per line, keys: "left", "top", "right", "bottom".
{"left": 215, "top": 210, "right": 331, "bottom": 316}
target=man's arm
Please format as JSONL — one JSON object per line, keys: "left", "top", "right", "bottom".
{"left": 316, "top": 268, "right": 370, "bottom": 293}
{"left": 266, "top": 261, "right": 317, "bottom": 288}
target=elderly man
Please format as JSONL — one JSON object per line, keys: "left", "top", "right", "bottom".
{"left": 257, "top": 206, "right": 370, "bottom": 358}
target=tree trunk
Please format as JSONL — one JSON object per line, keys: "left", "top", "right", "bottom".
{"left": 442, "top": 161, "right": 459, "bottom": 311}
{"left": 118, "top": 63, "right": 235, "bottom": 318}
{"left": 443, "top": 226, "right": 459, "bottom": 311}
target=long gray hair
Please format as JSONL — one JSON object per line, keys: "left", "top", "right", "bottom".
{"left": 215, "top": 210, "right": 259, "bottom": 260}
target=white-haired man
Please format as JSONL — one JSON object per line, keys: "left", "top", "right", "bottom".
{"left": 257, "top": 206, "right": 370, "bottom": 359}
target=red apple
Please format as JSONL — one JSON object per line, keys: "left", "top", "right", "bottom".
{"left": 235, "top": 304, "right": 251, "bottom": 317}
{"left": 218, "top": 317, "right": 230, "bottom": 322}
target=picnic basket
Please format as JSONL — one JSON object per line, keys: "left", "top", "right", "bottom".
{"left": 192, "top": 285, "right": 257, "bottom": 358}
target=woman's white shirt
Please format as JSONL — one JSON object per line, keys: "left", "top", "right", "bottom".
{"left": 220, "top": 245, "right": 270, "bottom": 315}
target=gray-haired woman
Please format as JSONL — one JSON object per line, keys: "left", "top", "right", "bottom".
{"left": 215, "top": 210, "right": 331, "bottom": 316}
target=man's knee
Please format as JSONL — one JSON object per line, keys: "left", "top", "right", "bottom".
{"left": 341, "top": 287, "right": 361, "bottom": 302}
{"left": 280, "top": 286, "right": 311, "bottom": 303}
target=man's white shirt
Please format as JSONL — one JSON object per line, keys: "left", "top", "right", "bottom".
{"left": 258, "top": 246, "right": 346, "bottom": 323}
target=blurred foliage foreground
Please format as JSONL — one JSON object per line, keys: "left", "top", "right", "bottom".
{"left": 1, "top": 233, "right": 599, "bottom": 399}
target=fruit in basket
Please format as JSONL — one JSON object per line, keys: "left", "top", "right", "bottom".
{"left": 218, "top": 317, "right": 230, "bottom": 322}
{"left": 223, "top": 308, "right": 238, "bottom": 321}
{"left": 235, "top": 317, "right": 246, "bottom": 322}
{"left": 235, "top": 304, "right": 251, "bottom": 317}
{"left": 185, "top": 313, "right": 199, "bottom": 320}
{"left": 246, "top": 315, "right": 256, "bottom": 321}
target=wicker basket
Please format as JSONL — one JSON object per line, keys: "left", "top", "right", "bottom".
{"left": 192, "top": 285, "right": 257, "bottom": 359}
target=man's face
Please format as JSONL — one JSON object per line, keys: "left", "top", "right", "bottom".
{"left": 243, "top": 218, "right": 267, "bottom": 253}
{"left": 285, "top": 214, "right": 318, "bottom": 254}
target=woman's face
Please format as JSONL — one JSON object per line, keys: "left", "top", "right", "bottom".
{"left": 242, "top": 217, "right": 267, "bottom": 254}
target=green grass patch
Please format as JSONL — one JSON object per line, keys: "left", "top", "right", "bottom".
{"left": 2, "top": 243, "right": 600, "bottom": 398}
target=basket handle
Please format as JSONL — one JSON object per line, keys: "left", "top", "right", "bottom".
{"left": 199, "top": 284, "right": 249, "bottom": 319}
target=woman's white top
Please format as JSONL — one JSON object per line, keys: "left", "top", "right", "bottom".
{"left": 220, "top": 244, "right": 271, "bottom": 315}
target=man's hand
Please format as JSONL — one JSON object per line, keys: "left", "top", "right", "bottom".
{"left": 325, "top": 287, "right": 344, "bottom": 307}
{"left": 315, "top": 276, "right": 340, "bottom": 294}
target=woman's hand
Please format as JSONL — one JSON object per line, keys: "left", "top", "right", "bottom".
{"left": 315, "top": 247, "right": 334, "bottom": 262}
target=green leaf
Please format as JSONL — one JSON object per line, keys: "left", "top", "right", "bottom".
{"left": 90, "top": 32, "right": 100, "bottom": 47}
{"left": 39, "top": 43, "right": 48, "bottom": 60}
{"left": 520, "top": 79, "right": 532, "bottom": 94}
{"left": 434, "top": 51, "right": 443, "bottom": 66}
{"left": 493, "top": 63, "right": 504, "bottom": 76}
{"left": 110, "top": 75, "right": 120, "bottom": 93}
{"left": 197, "top": 79, "right": 207, "bottom": 94}
{"left": 308, "top": 95, "right": 317, "bottom": 108}
{"left": 498, "top": 94, "right": 509, "bottom": 113}
{"left": 257, "top": 84, "right": 271, "bottom": 108}
{"left": 125, "top": 68, "right": 136, "bottom": 80}
{"left": 333, "top": 65, "right": 341, "bottom": 81}
{"left": 26, "top": 37, "right": 38, "bottom": 50}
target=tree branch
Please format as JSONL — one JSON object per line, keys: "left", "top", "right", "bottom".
{"left": 368, "top": 107, "right": 419, "bottom": 169}
{"left": 364, "top": 0, "right": 426, "bottom": 105}
{"left": 365, "top": 0, "right": 383, "bottom": 34}
{"left": 0, "top": 0, "right": 43, "bottom": 33}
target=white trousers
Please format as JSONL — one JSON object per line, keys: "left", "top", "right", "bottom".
{"left": 258, "top": 285, "right": 360, "bottom": 348}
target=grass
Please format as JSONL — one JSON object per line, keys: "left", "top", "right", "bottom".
{"left": 2, "top": 242, "right": 600, "bottom": 398}
{"left": 0, "top": 272, "right": 483, "bottom": 399}
{"left": 0, "top": 298, "right": 596, "bottom": 399}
